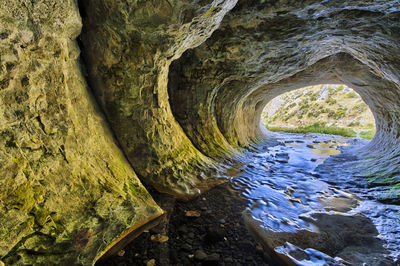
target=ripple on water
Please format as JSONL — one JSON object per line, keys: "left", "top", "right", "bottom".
{"left": 225, "top": 132, "right": 399, "bottom": 265}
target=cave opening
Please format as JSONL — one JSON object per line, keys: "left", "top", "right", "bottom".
{"left": 261, "top": 84, "right": 376, "bottom": 140}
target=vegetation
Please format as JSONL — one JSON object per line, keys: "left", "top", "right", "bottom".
{"left": 360, "top": 129, "right": 376, "bottom": 140}
{"left": 266, "top": 122, "right": 357, "bottom": 137}
{"left": 262, "top": 84, "right": 376, "bottom": 139}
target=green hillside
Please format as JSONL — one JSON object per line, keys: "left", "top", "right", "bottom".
{"left": 262, "top": 84, "right": 376, "bottom": 139}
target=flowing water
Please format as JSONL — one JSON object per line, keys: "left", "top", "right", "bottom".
{"left": 225, "top": 132, "right": 400, "bottom": 265}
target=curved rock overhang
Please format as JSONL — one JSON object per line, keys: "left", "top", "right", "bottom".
{"left": 80, "top": 0, "right": 400, "bottom": 197}
{"left": 1, "top": 0, "right": 400, "bottom": 265}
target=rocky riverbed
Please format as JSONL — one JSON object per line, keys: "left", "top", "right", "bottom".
{"left": 98, "top": 132, "right": 400, "bottom": 266}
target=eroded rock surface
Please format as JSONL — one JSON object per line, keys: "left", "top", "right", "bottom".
{"left": 2, "top": 0, "right": 400, "bottom": 264}
{"left": 0, "top": 1, "right": 162, "bottom": 265}
{"left": 80, "top": 0, "right": 238, "bottom": 198}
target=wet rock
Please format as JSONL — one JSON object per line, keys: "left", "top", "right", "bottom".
{"left": 244, "top": 210, "right": 394, "bottom": 265}
{"left": 275, "top": 242, "right": 346, "bottom": 266}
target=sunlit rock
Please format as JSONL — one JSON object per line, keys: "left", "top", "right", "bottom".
{"left": 0, "top": 1, "right": 163, "bottom": 265}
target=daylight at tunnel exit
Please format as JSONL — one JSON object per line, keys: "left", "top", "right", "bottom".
{"left": 0, "top": 0, "right": 399, "bottom": 265}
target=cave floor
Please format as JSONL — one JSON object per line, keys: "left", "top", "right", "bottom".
{"left": 97, "top": 132, "right": 400, "bottom": 266}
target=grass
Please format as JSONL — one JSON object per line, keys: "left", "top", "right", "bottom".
{"left": 360, "top": 129, "right": 376, "bottom": 140}
{"left": 266, "top": 122, "right": 357, "bottom": 137}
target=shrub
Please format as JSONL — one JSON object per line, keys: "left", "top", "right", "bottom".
{"left": 325, "top": 98, "right": 337, "bottom": 105}
{"left": 346, "top": 91, "right": 358, "bottom": 98}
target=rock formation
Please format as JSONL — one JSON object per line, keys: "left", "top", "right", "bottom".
{"left": 1, "top": 0, "right": 399, "bottom": 264}
{"left": 0, "top": 1, "right": 163, "bottom": 265}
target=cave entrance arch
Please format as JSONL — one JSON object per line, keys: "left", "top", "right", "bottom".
{"left": 261, "top": 84, "right": 376, "bottom": 140}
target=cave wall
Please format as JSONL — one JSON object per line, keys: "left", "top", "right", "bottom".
{"left": 80, "top": 0, "right": 238, "bottom": 198}
{"left": 0, "top": 1, "right": 163, "bottom": 265}
{"left": 1, "top": 0, "right": 400, "bottom": 265}
{"left": 167, "top": 0, "right": 400, "bottom": 182}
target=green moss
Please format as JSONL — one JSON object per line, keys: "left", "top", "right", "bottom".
{"left": 204, "top": 6, "right": 222, "bottom": 17}
{"left": 128, "top": 181, "right": 138, "bottom": 195}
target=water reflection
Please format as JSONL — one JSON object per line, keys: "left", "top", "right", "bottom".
{"left": 225, "top": 132, "right": 399, "bottom": 265}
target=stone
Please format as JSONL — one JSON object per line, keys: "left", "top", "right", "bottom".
{"left": 194, "top": 250, "right": 208, "bottom": 261}
{"left": 274, "top": 242, "right": 346, "bottom": 266}
{"left": 224, "top": 257, "right": 234, "bottom": 263}
{"left": 146, "top": 259, "right": 156, "bottom": 266}
{"left": 150, "top": 234, "right": 169, "bottom": 243}
{"left": 181, "top": 243, "right": 192, "bottom": 252}
{"left": 205, "top": 225, "right": 226, "bottom": 242}
{"left": 185, "top": 211, "right": 201, "bottom": 217}
{"left": 205, "top": 253, "right": 220, "bottom": 262}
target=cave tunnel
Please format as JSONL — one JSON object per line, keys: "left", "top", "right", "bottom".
{"left": 1, "top": 0, "right": 400, "bottom": 265}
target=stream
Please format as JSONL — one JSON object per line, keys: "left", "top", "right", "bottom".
{"left": 226, "top": 132, "right": 400, "bottom": 265}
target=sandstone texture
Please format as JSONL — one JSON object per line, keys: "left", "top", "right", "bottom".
{"left": 0, "top": 1, "right": 162, "bottom": 265}
{"left": 1, "top": 0, "right": 400, "bottom": 265}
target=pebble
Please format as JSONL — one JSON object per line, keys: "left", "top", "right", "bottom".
{"left": 225, "top": 257, "right": 234, "bottom": 263}
{"left": 194, "top": 250, "right": 208, "bottom": 260}
{"left": 150, "top": 234, "right": 169, "bottom": 243}
{"left": 219, "top": 218, "right": 226, "bottom": 224}
{"left": 185, "top": 210, "right": 201, "bottom": 217}
{"left": 205, "top": 225, "right": 225, "bottom": 242}
{"left": 146, "top": 259, "right": 156, "bottom": 266}
{"left": 181, "top": 243, "right": 192, "bottom": 251}
{"left": 205, "top": 253, "right": 220, "bottom": 262}
{"left": 178, "top": 225, "right": 188, "bottom": 233}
